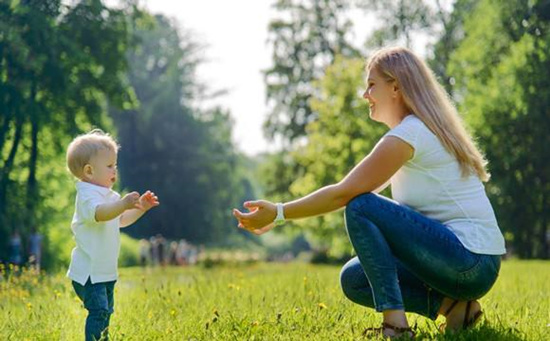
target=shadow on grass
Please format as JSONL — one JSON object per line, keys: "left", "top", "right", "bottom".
{"left": 414, "top": 323, "right": 525, "bottom": 341}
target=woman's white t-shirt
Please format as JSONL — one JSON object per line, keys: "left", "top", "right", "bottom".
{"left": 385, "top": 115, "right": 506, "bottom": 255}
{"left": 67, "top": 181, "right": 121, "bottom": 285}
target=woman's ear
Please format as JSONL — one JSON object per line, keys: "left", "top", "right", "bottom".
{"left": 392, "top": 82, "right": 400, "bottom": 98}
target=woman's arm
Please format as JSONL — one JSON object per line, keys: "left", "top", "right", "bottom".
{"left": 233, "top": 136, "right": 413, "bottom": 232}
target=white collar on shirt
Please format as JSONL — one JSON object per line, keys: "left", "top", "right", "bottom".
{"left": 76, "top": 181, "right": 115, "bottom": 197}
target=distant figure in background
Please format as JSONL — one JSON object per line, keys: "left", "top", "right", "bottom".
{"left": 156, "top": 234, "right": 166, "bottom": 266}
{"left": 28, "top": 228, "right": 43, "bottom": 271}
{"left": 149, "top": 236, "right": 159, "bottom": 265}
{"left": 177, "top": 239, "right": 189, "bottom": 265}
{"left": 8, "top": 229, "right": 23, "bottom": 267}
{"left": 168, "top": 241, "right": 178, "bottom": 265}
{"left": 139, "top": 239, "right": 149, "bottom": 267}
{"left": 188, "top": 245, "right": 198, "bottom": 266}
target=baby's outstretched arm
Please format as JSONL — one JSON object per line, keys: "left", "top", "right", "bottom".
{"left": 95, "top": 192, "right": 140, "bottom": 222}
{"left": 120, "top": 190, "right": 160, "bottom": 228}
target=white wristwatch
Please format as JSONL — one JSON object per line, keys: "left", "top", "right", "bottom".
{"left": 274, "top": 202, "right": 286, "bottom": 226}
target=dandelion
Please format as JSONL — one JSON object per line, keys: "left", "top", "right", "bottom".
{"left": 170, "top": 309, "right": 176, "bottom": 316}
{"left": 251, "top": 321, "right": 259, "bottom": 327}
{"left": 228, "top": 283, "right": 241, "bottom": 290}
{"left": 318, "top": 303, "right": 327, "bottom": 310}
{"left": 26, "top": 302, "right": 32, "bottom": 310}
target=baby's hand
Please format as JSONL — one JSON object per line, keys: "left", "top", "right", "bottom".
{"left": 137, "top": 190, "right": 160, "bottom": 212}
{"left": 122, "top": 192, "right": 140, "bottom": 210}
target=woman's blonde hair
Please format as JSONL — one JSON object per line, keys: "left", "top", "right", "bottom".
{"left": 367, "top": 46, "right": 490, "bottom": 181}
{"left": 66, "top": 129, "right": 119, "bottom": 179}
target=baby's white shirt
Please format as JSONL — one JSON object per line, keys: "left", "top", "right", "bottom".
{"left": 67, "top": 181, "right": 121, "bottom": 285}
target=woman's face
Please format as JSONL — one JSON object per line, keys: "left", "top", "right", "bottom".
{"left": 363, "top": 67, "right": 405, "bottom": 127}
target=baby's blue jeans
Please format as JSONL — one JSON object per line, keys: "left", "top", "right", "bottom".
{"left": 72, "top": 278, "right": 116, "bottom": 341}
{"left": 340, "top": 193, "right": 501, "bottom": 319}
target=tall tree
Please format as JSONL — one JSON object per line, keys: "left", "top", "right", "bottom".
{"left": 111, "top": 14, "right": 246, "bottom": 243}
{"left": 0, "top": 0, "right": 136, "bottom": 263}
{"left": 357, "top": 0, "right": 435, "bottom": 48}
{"left": 261, "top": 0, "right": 360, "bottom": 224}
{"left": 264, "top": 0, "right": 359, "bottom": 143}
{"left": 428, "top": 0, "right": 478, "bottom": 92}
{"left": 449, "top": 0, "right": 550, "bottom": 258}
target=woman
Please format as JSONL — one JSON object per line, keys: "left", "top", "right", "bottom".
{"left": 233, "top": 47, "right": 505, "bottom": 338}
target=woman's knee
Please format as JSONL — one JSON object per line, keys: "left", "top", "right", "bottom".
{"left": 345, "top": 192, "right": 378, "bottom": 218}
{"left": 344, "top": 193, "right": 379, "bottom": 235}
{"left": 339, "top": 257, "right": 366, "bottom": 298}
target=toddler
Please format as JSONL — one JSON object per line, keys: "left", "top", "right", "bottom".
{"left": 66, "top": 129, "right": 159, "bottom": 340}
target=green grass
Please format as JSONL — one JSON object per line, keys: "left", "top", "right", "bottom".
{"left": 1, "top": 260, "right": 548, "bottom": 340}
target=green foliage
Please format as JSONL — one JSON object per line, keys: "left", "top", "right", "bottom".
{"left": 0, "top": 0, "right": 136, "bottom": 266}
{"left": 428, "top": 0, "right": 478, "bottom": 92}
{"left": 357, "top": 0, "right": 435, "bottom": 48}
{"left": 288, "top": 56, "right": 387, "bottom": 255}
{"left": 119, "top": 233, "right": 140, "bottom": 267}
{"left": 111, "top": 14, "right": 249, "bottom": 244}
{"left": 1, "top": 261, "right": 547, "bottom": 339}
{"left": 448, "top": 0, "right": 550, "bottom": 258}
{"left": 264, "top": 0, "right": 359, "bottom": 142}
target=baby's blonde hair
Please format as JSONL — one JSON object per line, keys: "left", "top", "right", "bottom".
{"left": 66, "top": 129, "right": 119, "bottom": 179}
{"left": 367, "top": 46, "right": 490, "bottom": 181}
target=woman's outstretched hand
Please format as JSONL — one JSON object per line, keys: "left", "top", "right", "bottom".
{"left": 232, "top": 200, "right": 277, "bottom": 235}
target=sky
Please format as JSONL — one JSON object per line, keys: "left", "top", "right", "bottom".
{"left": 98, "top": 0, "right": 431, "bottom": 156}
{"left": 143, "top": 0, "right": 276, "bottom": 156}
{"left": 134, "top": 0, "right": 446, "bottom": 158}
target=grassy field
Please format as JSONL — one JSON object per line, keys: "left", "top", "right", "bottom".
{"left": 1, "top": 260, "right": 548, "bottom": 340}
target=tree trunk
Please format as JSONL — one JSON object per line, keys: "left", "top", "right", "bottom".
{"left": 0, "top": 112, "right": 11, "bottom": 153}
{"left": 26, "top": 83, "right": 39, "bottom": 229}
{"left": 541, "top": 194, "right": 549, "bottom": 259}
{"left": 0, "top": 115, "right": 24, "bottom": 219}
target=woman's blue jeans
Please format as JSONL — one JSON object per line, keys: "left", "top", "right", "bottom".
{"left": 340, "top": 193, "right": 501, "bottom": 320}
{"left": 72, "top": 278, "right": 116, "bottom": 341}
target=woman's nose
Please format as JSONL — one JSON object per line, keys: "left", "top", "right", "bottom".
{"left": 363, "top": 89, "right": 370, "bottom": 100}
